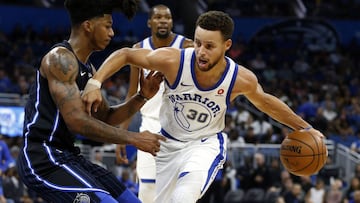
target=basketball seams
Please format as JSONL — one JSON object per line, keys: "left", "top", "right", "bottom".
{"left": 280, "top": 135, "right": 316, "bottom": 173}
{"left": 309, "top": 131, "right": 322, "bottom": 172}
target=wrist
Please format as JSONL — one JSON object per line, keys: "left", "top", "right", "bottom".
{"left": 88, "top": 78, "right": 102, "bottom": 89}
{"left": 137, "top": 91, "right": 149, "bottom": 102}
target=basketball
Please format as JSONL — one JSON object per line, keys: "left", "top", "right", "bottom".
{"left": 280, "top": 129, "right": 328, "bottom": 176}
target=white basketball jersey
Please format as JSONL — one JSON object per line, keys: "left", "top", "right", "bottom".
{"left": 160, "top": 48, "right": 239, "bottom": 141}
{"left": 139, "top": 34, "right": 186, "bottom": 122}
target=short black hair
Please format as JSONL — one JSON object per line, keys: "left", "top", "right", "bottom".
{"left": 64, "top": 0, "right": 139, "bottom": 26}
{"left": 148, "top": 4, "right": 171, "bottom": 19}
{"left": 196, "top": 11, "right": 234, "bottom": 41}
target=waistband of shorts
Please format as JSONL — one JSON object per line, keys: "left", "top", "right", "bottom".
{"left": 160, "top": 128, "right": 185, "bottom": 142}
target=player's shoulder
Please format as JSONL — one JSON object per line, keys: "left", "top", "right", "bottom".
{"left": 132, "top": 41, "right": 142, "bottom": 48}
{"left": 133, "top": 36, "right": 151, "bottom": 48}
{"left": 177, "top": 35, "right": 193, "bottom": 48}
{"left": 44, "top": 46, "right": 76, "bottom": 65}
{"left": 41, "top": 46, "right": 78, "bottom": 79}
{"left": 182, "top": 38, "right": 194, "bottom": 48}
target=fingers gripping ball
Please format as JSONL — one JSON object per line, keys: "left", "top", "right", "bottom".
{"left": 280, "top": 129, "right": 328, "bottom": 176}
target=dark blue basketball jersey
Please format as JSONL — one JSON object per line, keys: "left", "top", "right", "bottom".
{"left": 17, "top": 41, "right": 141, "bottom": 203}
{"left": 23, "top": 40, "right": 93, "bottom": 151}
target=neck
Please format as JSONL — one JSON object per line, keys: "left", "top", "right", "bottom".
{"left": 151, "top": 32, "right": 176, "bottom": 48}
{"left": 68, "top": 31, "right": 93, "bottom": 63}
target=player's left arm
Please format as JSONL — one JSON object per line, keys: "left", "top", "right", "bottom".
{"left": 233, "top": 65, "right": 312, "bottom": 131}
{"left": 82, "top": 47, "right": 179, "bottom": 114}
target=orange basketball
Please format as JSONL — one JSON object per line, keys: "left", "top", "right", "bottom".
{"left": 280, "top": 129, "right": 328, "bottom": 176}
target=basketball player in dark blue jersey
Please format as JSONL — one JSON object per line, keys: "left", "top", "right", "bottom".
{"left": 16, "top": 0, "right": 165, "bottom": 202}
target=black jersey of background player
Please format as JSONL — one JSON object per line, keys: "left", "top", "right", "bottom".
{"left": 23, "top": 41, "right": 93, "bottom": 152}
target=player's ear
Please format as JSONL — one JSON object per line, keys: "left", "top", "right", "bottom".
{"left": 147, "top": 19, "right": 151, "bottom": 28}
{"left": 225, "top": 39, "right": 232, "bottom": 51}
{"left": 82, "top": 20, "right": 93, "bottom": 33}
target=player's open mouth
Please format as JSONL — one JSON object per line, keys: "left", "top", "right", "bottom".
{"left": 198, "top": 59, "right": 208, "bottom": 68}
{"left": 158, "top": 27, "right": 168, "bottom": 32}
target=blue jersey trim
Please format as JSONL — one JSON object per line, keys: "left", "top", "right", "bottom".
{"left": 201, "top": 132, "right": 226, "bottom": 193}
{"left": 226, "top": 63, "right": 239, "bottom": 107}
{"left": 140, "top": 179, "right": 156, "bottom": 183}
{"left": 160, "top": 128, "right": 184, "bottom": 142}
{"left": 191, "top": 56, "right": 231, "bottom": 91}
{"left": 165, "top": 49, "right": 185, "bottom": 89}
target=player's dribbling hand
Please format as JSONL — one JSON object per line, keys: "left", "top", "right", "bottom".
{"left": 300, "top": 127, "right": 325, "bottom": 139}
{"left": 81, "top": 81, "right": 103, "bottom": 115}
{"left": 132, "top": 131, "right": 166, "bottom": 156}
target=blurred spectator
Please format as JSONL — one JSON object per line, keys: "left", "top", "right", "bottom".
{"left": 236, "top": 156, "right": 253, "bottom": 191}
{"left": 299, "top": 175, "right": 314, "bottom": 194}
{"left": 0, "top": 139, "right": 15, "bottom": 175}
{"left": 3, "top": 166, "right": 33, "bottom": 203}
{"left": 228, "top": 129, "right": 245, "bottom": 146}
{"left": 297, "top": 94, "right": 319, "bottom": 122}
{"left": 351, "top": 190, "right": 360, "bottom": 203}
{"left": 283, "top": 183, "right": 304, "bottom": 203}
{"left": 91, "top": 149, "right": 107, "bottom": 170}
{"left": 0, "top": 68, "right": 12, "bottom": 93}
{"left": 334, "top": 110, "right": 355, "bottom": 139}
{"left": 267, "top": 159, "right": 283, "bottom": 188}
{"left": 353, "top": 163, "right": 360, "bottom": 180}
{"left": 318, "top": 156, "right": 341, "bottom": 186}
{"left": 279, "top": 170, "right": 294, "bottom": 196}
{"left": 248, "top": 152, "right": 270, "bottom": 190}
{"left": 325, "top": 178, "right": 344, "bottom": 203}
{"left": 344, "top": 177, "right": 360, "bottom": 203}
{"left": 0, "top": 138, "right": 15, "bottom": 203}
{"left": 235, "top": 105, "right": 251, "bottom": 128}
{"left": 249, "top": 113, "right": 274, "bottom": 142}
{"left": 243, "top": 126, "right": 259, "bottom": 144}
{"left": 305, "top": 177, "right": 325, "bottom": 203}
{"left": 320, "top": 94, "right": 338, "bottom": 123}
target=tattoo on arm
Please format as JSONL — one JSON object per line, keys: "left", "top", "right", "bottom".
{"left": 45, "top": 48, "right": 80, "bottom": 111}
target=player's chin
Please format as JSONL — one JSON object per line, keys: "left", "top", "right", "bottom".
{"left": 197, "top": 63, "right": 211, "bottom": 72}
{"left": 98, "top": 41, "right": 111, "bottom": 50}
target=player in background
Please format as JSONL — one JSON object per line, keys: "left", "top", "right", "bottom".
{"left": 82, "top": 11, "right": 324, "bottom": 203}
{"left": 115, "top": 4, "right": 193, "bottom": 203}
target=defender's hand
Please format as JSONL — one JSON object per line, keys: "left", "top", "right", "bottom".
{"left": 132, "top": 131, "right": 166, "bottom": 156}
{"left": 82, "top": 79, "right": 103, "bottom": 115}
{"left": 115, "top": 144, "right": 129, "bottom": 165}
{"left": 139, "top": 69, "right": 164, "bottom": 100}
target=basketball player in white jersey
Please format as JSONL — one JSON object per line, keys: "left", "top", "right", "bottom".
{"left": 116, "top": 4, "right": 193, "bottom": 203}
{"left": 82, "top": 11, "right": 325, "bottom": 203}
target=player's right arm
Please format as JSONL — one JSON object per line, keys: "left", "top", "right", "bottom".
{"left": 41, "top": 47, "right": 164, "bottom": 155}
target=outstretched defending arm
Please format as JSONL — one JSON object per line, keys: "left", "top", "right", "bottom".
{"left": 82, "top": 47, "right": 180, "bottom": 114}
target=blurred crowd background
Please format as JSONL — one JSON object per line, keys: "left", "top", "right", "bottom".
{"left": 0, "top": 0, "right": 360, "bottom": 203}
